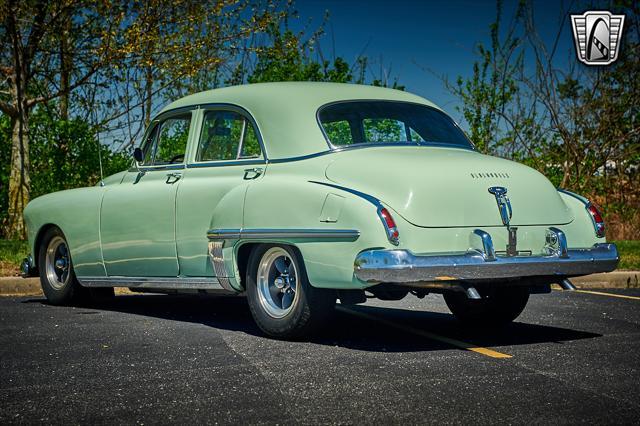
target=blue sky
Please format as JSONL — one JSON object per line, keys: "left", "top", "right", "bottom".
{"left": 293, "top": 0, "right": 579, "bottom": 123}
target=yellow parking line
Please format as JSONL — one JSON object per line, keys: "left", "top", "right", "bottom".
{"left": 574, "top": 290, "right": 640, "bottom": 301}
{"left": 336, "top": 305, "right": 512, "bottom": 359}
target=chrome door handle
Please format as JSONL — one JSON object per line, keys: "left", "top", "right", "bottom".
{"left": 243, "top": 167, "right": 263, "bottom": 180}
{"left": 166, "top": 172, "right": 182, "bottom": 184}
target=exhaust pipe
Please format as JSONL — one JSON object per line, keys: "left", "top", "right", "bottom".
{"left": 558, "top": 278, "right": 577, "bottom": 291}
{"left": 465, "top": 286, "right": 482, "bottom": 300}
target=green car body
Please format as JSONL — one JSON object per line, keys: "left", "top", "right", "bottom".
{"left": 22, "top": 82, "right": 618, "bottom": 301}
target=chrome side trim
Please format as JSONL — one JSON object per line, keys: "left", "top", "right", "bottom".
{"left": 187, "top": 159, "right": 265, "bottom": 168}
{"left": 208, "top": 240, "right": 235, "bottom": 291}
{"left": 77, "top": 276, "right": 232, "bottom": 291}
{"left": 268, "top": 151, "right": 333, "bottom": 164}
{"left": 354, "top": 243, "right": 619, "bottom": 284}
{"left": 206, "top": 228, "right": 359, "bottom": 292}
{"left": 207, "top": 228, "right": 360, "bottom": 241}
{"left": 557, "top": 188, "right": 588, "bottom": 204}
{"left": 309, "top": 181, "right": 398, "bottom": 245}
{"left": 309, "top": 180, "right": 380, "bottom": 206}
{"left": 127, "top": 163, "right": 185, "bottom": 173}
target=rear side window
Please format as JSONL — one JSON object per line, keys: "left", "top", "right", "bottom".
{"left": 318, "top": 101, "right": 471, "bottom": 148}
{"left": 197, "top": 110, "right": 262, "bottom": 162}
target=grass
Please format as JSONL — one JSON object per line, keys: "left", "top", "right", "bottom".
{"left": 613, "top": 240, "right": 640, "bottom": 271}
{"left": 0, "top": 239, "right": 638, "bottom": 276}
{"left": 0, "top": 240, "right": 29, "bottom": 277}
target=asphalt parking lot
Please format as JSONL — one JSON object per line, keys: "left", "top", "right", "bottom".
{"left": 1, "top": 289, "right": 639, "bottom": 424}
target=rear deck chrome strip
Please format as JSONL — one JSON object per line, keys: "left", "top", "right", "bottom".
{"left": 77, "top": 276, "right": 230, "bottom": 291}
{"left": 206, "top": 228, "right": 360, "bottom": 240}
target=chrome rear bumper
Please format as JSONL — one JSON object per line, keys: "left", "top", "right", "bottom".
{"left": 354, "top": 228, "right": 619, "bottom": 284}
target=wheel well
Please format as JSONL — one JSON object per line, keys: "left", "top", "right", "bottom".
{"left": 235, "top": 242, "right": 306, "bottom": 288}
{"left": 235, "top": 243, "right": 260, "bottom": 288}
{"left": 33, "top": 224, "right": 59, "bottom": 269}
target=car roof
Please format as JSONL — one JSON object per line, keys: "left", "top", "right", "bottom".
{"left": 157, "top": 82, "right": 441, "bottom": 159}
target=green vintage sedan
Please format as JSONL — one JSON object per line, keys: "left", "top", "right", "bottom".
{"left": 22, "top": 82, "right": 618, "bottom": 338}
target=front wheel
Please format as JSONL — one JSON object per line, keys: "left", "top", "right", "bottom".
{"left": 38, "top": 227, "right": 113, "bottom": 305}
{"left": 443, "top": 286, "right": 529, "bottom": 327}
{"left": 246, "top": 244, "right": 335, "bottom": 339}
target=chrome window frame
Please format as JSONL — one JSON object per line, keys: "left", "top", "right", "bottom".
{"left": 188, "top": 104, "right": 268, "bottom": 168}
{"left": 129, "top": 107, "right": 197, "bottom": 172}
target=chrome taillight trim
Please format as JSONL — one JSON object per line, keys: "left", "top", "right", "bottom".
{"left": 557, "top": 188, "right": 606, "bottom": 238}
{"left": 586, "top": 202, "right": 606, "bottom": 238}
{"left": 377, "top": 206, "right": 400, "bottom": 246}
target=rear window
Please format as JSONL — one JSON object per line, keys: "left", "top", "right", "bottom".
{"left": 318, "top": 101, "right": 472, "bottom": 148}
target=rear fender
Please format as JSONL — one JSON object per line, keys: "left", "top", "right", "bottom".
{"left": 236, "top": 178, "right": 393, "bottom": 289}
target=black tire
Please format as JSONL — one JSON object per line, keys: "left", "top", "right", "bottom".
{"left": 245, "top": 244, "right": 335, "bottom": 339}
{"left": 37, "top": 227, "right": 114, "bottom": 305}
{"left": 443, "top": 286, "right": 529, "bottom": 327}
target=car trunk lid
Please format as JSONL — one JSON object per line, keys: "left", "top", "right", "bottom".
{"left": 324, "top": 146, "right": 573, "bottom": 227}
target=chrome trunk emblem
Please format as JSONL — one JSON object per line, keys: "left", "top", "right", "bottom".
{"left": 488, "top": 186, "right": 512, "bottom": 226}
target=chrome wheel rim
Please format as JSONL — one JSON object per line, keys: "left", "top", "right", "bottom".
{"left": 45, "top": 236, "right": 71, "bottom": 290}
{"left": 257, "top": 247, "right": 299, "bottom": 319}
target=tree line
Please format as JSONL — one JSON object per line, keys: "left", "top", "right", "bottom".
{"left": 443, "top": 0, "right": 639, "bottom": 239}
{"left": 1, "top": 0, "right": 638, "bottom": 241}
{"left": 0, "top": 0, "right": 400, "bottom": 239}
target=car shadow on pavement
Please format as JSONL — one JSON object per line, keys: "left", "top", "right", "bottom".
{"left": 334, "top": 304, "right": 602, "bottom": 353}
{"left": 23, "top": 294, "right": 602, "bottom": 353}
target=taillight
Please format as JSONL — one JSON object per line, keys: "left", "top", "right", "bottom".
{"left": 586, "top": 203, "right": 605, "bottom": 238}
{"left": 378, "top": 207, "right": 399, "bottom": 245}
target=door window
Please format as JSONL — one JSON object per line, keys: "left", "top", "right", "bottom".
{"left": 196, "top": 110, "right": 262, "bottom": 162}
{"left": 140, "top": 114, "right": 191, "bottom": 166}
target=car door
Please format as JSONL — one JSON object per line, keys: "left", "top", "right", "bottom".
{"left": 176, "top": 107, "right": 267, "bottom": 277}
{"left": 100, "top": 111, "right": 195, "bottom": 277}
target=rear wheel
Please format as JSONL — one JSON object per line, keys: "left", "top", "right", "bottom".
{"left": 246, "top": 244, "right": 335, "bottom": 339}
{"left": 38, "top": 227, "right": 113, "bottom": 305}
{"left": 443, "top": 286, "right": 529, "bottom": 326}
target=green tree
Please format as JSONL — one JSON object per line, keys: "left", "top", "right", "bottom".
{"left": 0, "top": 105, "right": 128, "bottom": 227}
{"left": 445, "top": 0, "right": 640, "bottom": 239}
{"left": 0, "top": 0, "right": 288, "bottom": 238}
{"left": 247, "top": 24, "right": 352, "bottom": 84}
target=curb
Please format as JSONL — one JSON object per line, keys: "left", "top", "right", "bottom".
{"left": 0, "top": 277, "right": 135, "bottom": 296}
{"left": 570, "top": 271, "right": 639, "bottom": 289}
{"left": 0, "top": 277, "right": 42, "bottom": 296}
{"left": 1, "top": 272, "right": 638, "bottom": 296}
